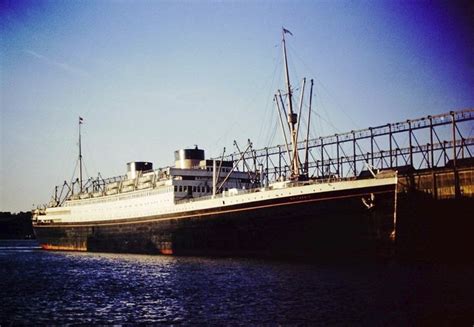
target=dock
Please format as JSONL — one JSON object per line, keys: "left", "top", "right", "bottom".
{"left": 224, "top": 109, "right": 474, "bottom": 261}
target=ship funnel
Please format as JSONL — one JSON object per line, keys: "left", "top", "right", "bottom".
{"left": 175, "top": 146, "right": 205, "bottom": 169}
{"left": 127, "top": 161, "right": 153, "bottom": 179}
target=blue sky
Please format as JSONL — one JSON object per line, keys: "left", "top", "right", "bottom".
{"left": 1, "top": 0, "right": 473, "bottom": 212}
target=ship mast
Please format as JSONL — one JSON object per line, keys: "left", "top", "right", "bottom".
{"left": 78, "top": 116, "right": 83, "bottom": 192}
{"left": 282, "top": 27, "right": 300, "bottom": 178}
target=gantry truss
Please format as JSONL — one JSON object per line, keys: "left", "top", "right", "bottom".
{"left": 222, "top": 109, "right": 474, "bottom": 185}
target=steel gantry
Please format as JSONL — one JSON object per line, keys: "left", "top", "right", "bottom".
{"left": 221, "top": 109, "right": 474, "bottom": 186}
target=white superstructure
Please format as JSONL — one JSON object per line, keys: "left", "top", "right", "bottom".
{"left": 34, "top": 154, "right": 397, "bottom": 225}
{"left": 34, "top": 146, "right": 261, "bottom": 223}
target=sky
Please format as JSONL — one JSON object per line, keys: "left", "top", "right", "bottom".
{"left": 1, "top": 0, "right": 473, "bottom": 212}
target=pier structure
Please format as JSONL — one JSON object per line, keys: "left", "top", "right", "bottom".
{"left": 225, "top": 109, "right": 474, "bottom": 199}
{"left": 224, "top": 108, "right": 474, "bottom": 261}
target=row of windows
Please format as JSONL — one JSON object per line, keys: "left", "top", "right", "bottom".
{"left": 174, "top": 185, "right": 210, "bottom": 193}
{"left": 205, "top": 167, "right": 232, "bottom": 173}
{"left": 173, "top": 185, "right": 229, "bottom": 193}
{"left": 67, "top": 187, "right": 173, "bottom": 206}
{"left": 77, "top": 198, "right": 172, "bottom": 214}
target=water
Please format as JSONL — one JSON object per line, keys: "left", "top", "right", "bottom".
{"left": 1, "top": 240, "right": 473, "bottom": 325}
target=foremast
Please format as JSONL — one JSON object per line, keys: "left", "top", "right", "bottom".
{"left": 79, "top": 116, "right": 84, "bottom": 192}
{"left": 280, "top": 27, "right": 313, "bottom": 180}
{"left": 282, "top": 28, "right": 300, "bottom": 178}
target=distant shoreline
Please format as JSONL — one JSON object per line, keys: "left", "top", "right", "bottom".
{"left": 0, "top": 212, "right": 35, "bottom": 240}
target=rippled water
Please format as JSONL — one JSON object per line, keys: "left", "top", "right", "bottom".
{"left": 1, "top": 240, "right": 473, "bottom": 325}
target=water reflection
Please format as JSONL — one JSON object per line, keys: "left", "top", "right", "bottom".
{"left": 0, "top": 241, "right": 473, "bottom": 324}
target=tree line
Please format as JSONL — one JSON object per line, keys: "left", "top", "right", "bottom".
{"left": 0, "top": 212, "right": 35, "bottom": 239}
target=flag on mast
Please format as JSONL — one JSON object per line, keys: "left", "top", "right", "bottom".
{"left": 282, "top": 27, "right": 293, "bottom": 36}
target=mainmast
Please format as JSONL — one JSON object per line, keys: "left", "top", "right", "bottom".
{"left": 282, "top": 27, "right": 300, "bottom": 177}
{"left": 79, "top": 116, "right": 83, "bottom": 192}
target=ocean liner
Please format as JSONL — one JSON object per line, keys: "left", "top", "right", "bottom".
{"left": 33, "top": 29, "right": 398, "bottom": 258}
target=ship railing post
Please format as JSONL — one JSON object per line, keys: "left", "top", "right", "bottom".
{"left": 451, "top": 111, "right": 461, "bottom": 198}
{"left": 352, "top": 131, "right": 357, "bottom": 177}
{"left": 408, "top": 120, "right": 413, "bottom": 167}
{"left": 265, "top": 147, "right": 269, "bottom": 187}
{"left": 336, "top": 134, "right": 340, "bottom": 178}
{"left": 212, "top": 159, "right": 217, "bottom": 198}
{"left": 321, "top": 137, "right": 324, "bottom": 178}
{"left": 340, "top": 157, "right": 344, "bottom": 177}
{"left": 370, "top": 127, "right": 374, "bottom": 167}
{"left": 388, "top": 124, "right": 393, "bottom": 168}
{"left": 278, "top": 145, "right": 282, "bottom": 180}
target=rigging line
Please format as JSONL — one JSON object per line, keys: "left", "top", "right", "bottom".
{"left": 221, "top": 98, "right": 274, "bottom": 151}
{"left": 258, "top": 56, "right": 283, "bottom": 145}
{"left": 267, "top": 118, "right": 278, "bottom": 148}
{"left": 285, "top": 45, "right": 302, "bottom": 94}
{"left": 298, "top": 93, "right": 320, "bottom": 141}
{"left": 248, "top": 50, "right": 284, "bottom": 106}
{"left": 69, "top": 159, "right": 79, "bottom": 185}
{"left": 261, "top": 64, "right": 282, "bottom": 146}
{"left": 312, "top": 91, "right": 340, "bottom": 134}
{"left": 297, "top": 114, "right": 317, "bottom": 146}
{"left": 314, "top": 77, "right": 361, "bottom": 130}
{"left": 220, "top": 58, "right": 282, "bottom": 151}
{"left": 83, "top": 140, "right": 98, "bottom": 180}
{"left": 298, "top": 84, "right": 333, "bottom": 139}
{"left": 213, "top": 87, "right": 273, "bottom": 152}
{"left": 83, "top": 160, "right": 91, "bottom": 183}
{"left": 287, "top": 44, "right": 361, "bottom": 130}
{"left": 57, "top": 129, "right": 79, "bottom": 188}
{"left": 311, "top": 110, "right": 343, "bottom": 135}
{"left": 261, "top": 103, "right": 276, "bottom": 149}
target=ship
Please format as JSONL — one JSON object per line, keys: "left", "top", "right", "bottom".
{"left": 32, "top": 29, "right": 398, "bottom": 259}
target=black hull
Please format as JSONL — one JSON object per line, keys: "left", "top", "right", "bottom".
{"left": 34, "top": 184, "right": 396, "bottom": 260}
